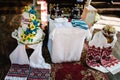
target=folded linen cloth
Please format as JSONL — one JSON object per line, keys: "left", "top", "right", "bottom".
{"left": 71, "top": 19, "right": 88, "bottom": 30}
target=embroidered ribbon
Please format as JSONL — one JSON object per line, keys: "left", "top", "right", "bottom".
{"left": 71, "top": 19, "right": 88, "bottom": 30}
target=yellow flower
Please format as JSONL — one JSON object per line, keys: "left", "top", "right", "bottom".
{"left": 29, "top": 22, "right": 35, "bottom": 30}
{"left": 24, "top": 6, "right": 31, "bottom": 11}
{"left": 28, "top": 33, "right": 35, "bottom": 38}
{"left": 20, "top": 33, "right": 28, "bottom": 42}
{"left": 30, "top": 14, "right": 36, "bottom": 21}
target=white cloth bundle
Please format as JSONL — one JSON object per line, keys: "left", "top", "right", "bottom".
{"left": 48, "top": 27, "right": 92, "bottom": 63}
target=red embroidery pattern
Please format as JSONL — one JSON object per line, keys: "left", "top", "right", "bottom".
{"left": 101, "top": 47, "right": 112, "bottom": 61}
{"left": 86, "top": 45, "right": 119, "bottom": 68}
{"left": 6, "top": 64, "right": 29, "bottom": 77}
{"left": 86, "top": 45, "right": 102, "bottom": 67}
{"left": 101, "top": 47, "right": 119, "bottom": 68}
{"left": 101, "top": 55, "right": 119, "bottom": 67}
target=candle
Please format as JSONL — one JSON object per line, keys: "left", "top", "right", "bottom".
{"left": 33, "top": 0, "right": 36, "bottom": 6}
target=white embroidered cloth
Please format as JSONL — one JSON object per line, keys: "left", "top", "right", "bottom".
{"left": 10, "top": 42, "right": 51, "bottom": 69}
{"left": 88, "top": 31, "right": 120, "bottom": 74}
{"left": 48, "top": 27, "right": 91, "bottom": 63}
